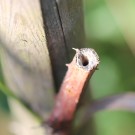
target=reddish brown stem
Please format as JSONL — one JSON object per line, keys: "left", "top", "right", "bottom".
{"left": 47, "top": 48, "right": 99, "bottom": 134}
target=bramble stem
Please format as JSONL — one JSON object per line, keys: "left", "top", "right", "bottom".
{"left": 47, "top": 48, "right": 99, "bottom": 135}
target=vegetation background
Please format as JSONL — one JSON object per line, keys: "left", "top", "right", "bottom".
{"left": 0, "top": 0, "right": 135, "bottom": 135}
{"left": 84, "top": 0, "right": 135, "bottom": 135}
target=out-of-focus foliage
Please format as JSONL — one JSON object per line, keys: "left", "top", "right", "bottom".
{"left": 0, "top": 59, "right": 9, "bottom": 112}
{"left": 84, "top": 0, "right": 135, "bottom": 135}
{"left": 0, "top": 56, "right": 10, "bottom": 135}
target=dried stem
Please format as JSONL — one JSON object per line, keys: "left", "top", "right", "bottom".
{"left": 84, "top": 92, "right": 135, "bottom": 119}
{"left": 75, "top": 92, "right": 135, "bottom": 133}
{"left": 46, "top": 48, "right": 99, "bottom": 135}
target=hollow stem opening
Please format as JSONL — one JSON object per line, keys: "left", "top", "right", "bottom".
{"left": 75, "top": 48, "right": 99, "bottom": 71}
{"left": 81, "top": 55, "right": 89, "bottom": 66}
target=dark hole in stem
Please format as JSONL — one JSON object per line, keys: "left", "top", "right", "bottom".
{"left": 81, "top": 55, "right": 89, "bottom": 66}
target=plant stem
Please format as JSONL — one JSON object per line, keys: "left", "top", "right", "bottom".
{"left": 47, "top": 48, "right": 99, "bottom": 135}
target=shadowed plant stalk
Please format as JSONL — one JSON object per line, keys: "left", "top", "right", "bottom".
{"left": 84, "top": 92, "right": 135, "bottom": 119}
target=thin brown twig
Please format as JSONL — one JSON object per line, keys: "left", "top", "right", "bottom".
{"left": 46, "top": 48, "right": 99, "bottom": 135}
{"left": 82, "top": 92, "right": 135, "bottom": 124}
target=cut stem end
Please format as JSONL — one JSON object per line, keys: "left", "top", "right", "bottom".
{"left": 75, "top": 48, "right": 99, "bottom": 71}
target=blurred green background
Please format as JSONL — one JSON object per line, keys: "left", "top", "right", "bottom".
{"left": 84, "top": 0, "right": 135, "bottom": 135}
{"left": 0, "top": 59, "right": 10, "bottom": 135}
{"left": 0, "top": 0, "right": 135, "bottom": 135}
